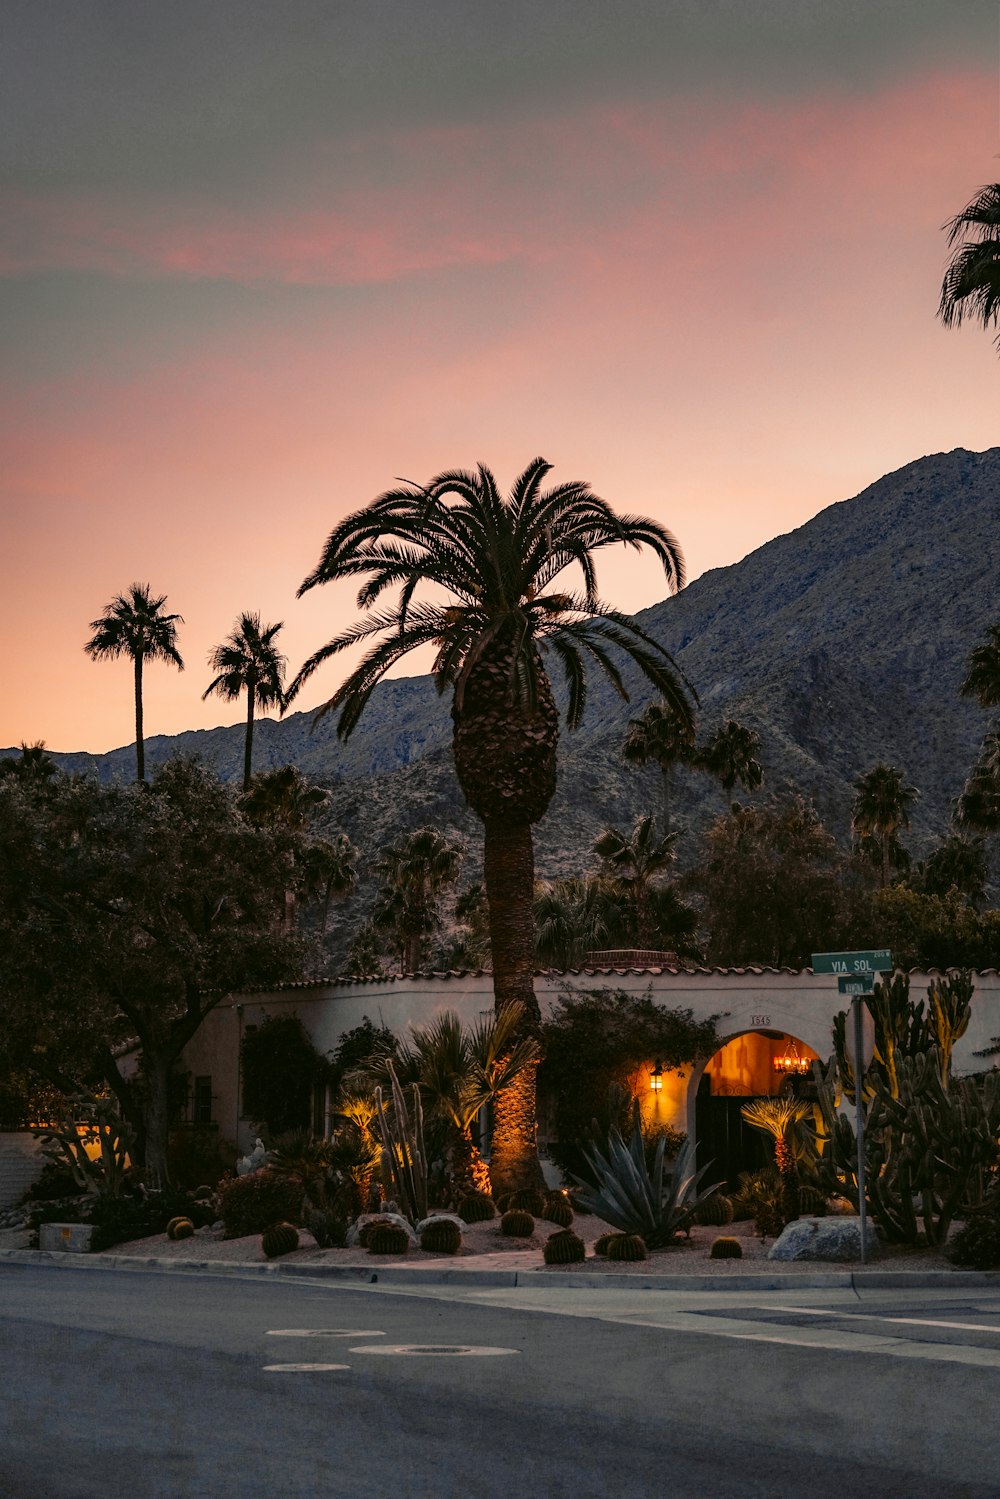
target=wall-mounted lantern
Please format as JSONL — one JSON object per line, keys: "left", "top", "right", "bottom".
{"left": 649, "top": 1058, "right": 664, "bottom": 1093}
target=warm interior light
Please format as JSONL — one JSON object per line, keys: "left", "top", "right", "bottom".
{"left": 650, "top": 1058, "right": 664, "bottom": 1093}
{"left": 772, "top": 1039, "right": 811, "bottom": 1076}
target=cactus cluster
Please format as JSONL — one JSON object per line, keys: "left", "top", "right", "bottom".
{"left": 166, "top": 1216, "right": 194, "bottom": 1241}
{"left": 367, "top": 1223, "right": 410, "bottom": 1255}
{"left": 542, "top": 1230, "right": 586, "bottom": 1265}
{"left": 500, "top": 1209, "right": 535, "bottom": 1238}
{"left": 709, "top": 1236, "right": 743, "bottom": 1259}
{"left": 606, "top": 1233, "right": 647, "bottom": 1262}
{"left": 458, "top": 1192, "right": 496, "bottom": 1224}
{"left": 262, "top": 1221, "right": 299, "bottom": 1258}
{"left": 542, "top": 1194, "right": 574, "bottom": 1228}
{"left": 694, "top": 1195, "right": 734, "bottom": 1227}
{"left": 420, "top": 1218, "right": 463, "bottom": 1255}
{"left": 509, "top": 1189, "right": 546, "bottom": 1215}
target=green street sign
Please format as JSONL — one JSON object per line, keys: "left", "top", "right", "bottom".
{"left": 838, "top": 974, "right": 875, "bottom": 995}
{"left": 811, "top": 949, "right": 892, "bottom": 975}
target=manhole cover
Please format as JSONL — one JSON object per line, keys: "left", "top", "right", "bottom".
{"left": 267, "top": 1329, "right": 385, "bottom": 1338}
{"left": 263, "top": 1363, "right": 351, "bottom": 1373}
{"left": 349, "top": 1344, "right": 518, "bottom": 1357}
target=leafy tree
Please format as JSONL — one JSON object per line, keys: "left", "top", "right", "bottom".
{"left": 84, "top": 582, "right": 184, "bottom": 783}
{"left": 239, "top": 1014, "right": 328, "bottom": 1138}
{"left": 851, "top": 762, "right": 919, "bottom": 887}
{"left": 539, "top": 987, "right": 717, "bottom": 1184}
{"left": 688, "top": 795, "right": 870, "bottom": 967}
{"left": 912, "top": 834, "right": 989, "bottom": 906}
{"left": 622, "top": 700, "right": 696, "bottom": 835}
{"left": 695, "top": 720, "right": 764, "bottom": 805}
{"left": 939, "top": 184, "right": 1000, "bottom": 352}
{"left": 594, "top": 814, "right": 678, "bottom": 949}
{"left": 203, "top": 612, "right": 286, "bottom": 792}
{"left": 343, "top": 922, "right": 389, "bottom": 980}
{"left": 328, "top": 1018, "right": 399, "bottom": 1096}
{"left": 872, "top": 885, "right": 1000, "bottom": 972}
{"left": 0, "top": 759, "right": 306, "bottom": 1182}
{"left": 286, "top": 457, "right": 692, "bottom": 1192}
{"left": 371, "top": 827, "right": 464, "bottom": 973}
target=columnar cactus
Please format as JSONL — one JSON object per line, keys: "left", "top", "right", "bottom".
{"left": 262, "top": 1221, "right": 300, "bottom": 1258}
{"left": 542, "top": 1229, "right": 586, "bottom": 1265}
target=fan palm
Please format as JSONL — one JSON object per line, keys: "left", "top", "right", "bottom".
{"left": 956, "top": 731, "right": 1000, "bottom": 834}
{"left": 203, "top": 613, "right": 286, "bottom": 792}
{"left": 740, "top": 1096, "right": 814, "bottom": 1223}
{"left": 697, "top": 719, "right": 764, "bottom": 804}
{"left": 851, "top": 762, "right": 919, "bottom": 887}
{"left": 243, "top": 765, "right": 329, "bottom": 828}
{"left": 84, "top": 583, "right": 184, "bottom": 783}
{"left": 622, "top": 700, "right": 697, "bottom": 835}
{"left": 371, "top": 827, "right": 464, "bottom": 974}
{"left": 594, "top": 814, "right": 678, "bottom": 949}
{"left": 961, "top": 622, "right": 1000, "bottom": 708}
{"left": 939, "top": 184, "right": 1000, "bottom": 351}
{"left": 287, "top": 457, "right": 692, "bottom": 1191}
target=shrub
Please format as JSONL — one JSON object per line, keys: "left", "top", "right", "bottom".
{"left": 543, "top": 1229, "right": 585, "bottom": 1265}
{"left": 305, "top": 1208, "right": 349, "bottom": 1249}
{"left": 606, "top": 1233, "right": 646, "bottom": 1262}
{"left": 948, "top": 1212, "right": 1000, "bottom": 1270}
{"left": 22, "top": 1161, "right": 87, "bottom": 1203}
{"left": 509, "top": 1189, "right": 546, "bottom": 1215}
{"left": 367, "top": 1223, "right": 409, "bottom": 1254}
{"left": 83, "top": 1190, "right": 214, "bottom": 1252}
{"left": 695, "top": 1195, "right": 734, "bottom": 1227}
{"left": 216, "top": 1169, "right": 304, "bottom": 1239}
{"left": 500, "top": 1209, "right": 535, "bottom": 1238}
{"left": 420, "top": 1219, "right": 463, "bottom": 1254}
{"left": 542, "top": 1195, "right": 574, "bottom": 1228}
{"left": 458, "top": 1192, "right": 495, "bottom": 1223}
{"left": 262, "top": 1221, "right": 300, "bottom": 1258}
{"left": 240, "top": 1014, "right": 329, "bottom": 1137}
{"left": 709, "top": 1236, "right": 743, "bottom": 1259}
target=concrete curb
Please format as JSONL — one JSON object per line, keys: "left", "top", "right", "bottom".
{"left": 1, "top": 1248, "right": 998, "bottom": 1292}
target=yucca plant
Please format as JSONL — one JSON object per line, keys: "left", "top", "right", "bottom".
{"left": 571, "top": 1095, "right": 718, "bottom": 1248}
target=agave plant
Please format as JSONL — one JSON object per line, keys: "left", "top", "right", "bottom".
{"left": 571, "top": 1096, "right": 718, "bottom": 1248}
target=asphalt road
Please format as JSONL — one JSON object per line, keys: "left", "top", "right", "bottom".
{"left": 2, "top": 1265, "right": 1000, "bottom": 1498}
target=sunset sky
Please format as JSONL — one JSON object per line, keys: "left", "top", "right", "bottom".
{"left": 2, "top": 1, "right": 999, "bottom": 754}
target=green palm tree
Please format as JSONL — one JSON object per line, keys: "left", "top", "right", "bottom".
{"left": 939, "top": 184, "right": 1000, "bottom": 350}
{"left": 851, "top": 762, "right": 919, "bottom": 887}
{"left": 956, "top": 731, "right": 1000, "bottom": 834}
{"left": 534, "top": 875, "right": 622, "bottom": 969}
{"left": 203, "top": 613, "right": 286, "bottom": 792}
{"left": 243, "top": 765, "right": 329, "bottom": 828}
{"left": 697, "top": 720, "right": 764, "bottom": 805}
{"left": 740, "top": 1096, "right": 814, "bottom": 1225}
{"left": 371, "top": 827, "right": 464, "bottom": 974}
{"left": 622, "top": 700, "right": 697, "bottom": 836}
{"left": 84, "top": 583, "right": 184, "bottom": 783}
{"left": 593, "top": 814, "right": 678, "bottom": 949}
{"left": 287, "top": 457, "right": 692, "bottom": 1192}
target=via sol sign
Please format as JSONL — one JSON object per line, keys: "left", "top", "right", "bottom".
{"left": 811, "top": 949, "right": 892, "bottom": 976}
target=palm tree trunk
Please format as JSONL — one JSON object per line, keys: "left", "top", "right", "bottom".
{"left": 134, "top": 652, "right": 145, "bottom": 783}
{"left": 449, "top": 1125, "right": 492, "bottom": 1200}
{"left": 243, "top": 685, "right": 255, "bottom": 792}
{"left": 661, "top": 766, "right": 672, "bottom": 838}
{"left": 482, "top": 815, "right": 545, "bottom": 1195}
{"left": 635, "top": 880, "right": 653, "bottom": 949}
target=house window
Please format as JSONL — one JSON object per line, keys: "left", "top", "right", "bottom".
{"left": 193, "top": 1076, "right": 213, "bottom": 1125}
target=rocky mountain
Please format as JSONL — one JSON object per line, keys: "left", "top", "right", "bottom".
{"left": 9, "top": 446, "right": 999, "bottom": 882}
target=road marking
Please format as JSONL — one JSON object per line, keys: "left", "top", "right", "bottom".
{"left": 263, "top": 1363, "right": 351, "bottom": 1372}
{"left": 750, "top": 1307, "right": 1000, "bottom": 1336}
{"left": 348, "top": 1344, "right": 518, "bottom": 1357}
{"left": 266, "top": 1328, "right": 385, "bottom": 1338}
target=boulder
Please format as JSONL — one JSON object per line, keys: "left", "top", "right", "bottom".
{"left": 768, "top": 1215, "right": 882, "bottom": 1262}
{"left": 345, "top": 1212, "right": 417, "bottom": 1248}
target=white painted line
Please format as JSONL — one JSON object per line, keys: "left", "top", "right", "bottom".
{"left": 882, "top": 1317, "right": 1000, "bottom": 1335}
{"left": 348, "top": 1344, "right": 518, "bottom": 1357}
{"left": 266, "top": 1329, "right": 386, "bottom": 1338}
{"left": 747, "top": 1307, "right": 1000, "bottom": 1336}
{"left": 263, "top": 1363, "right": 351, "bottom": 1373}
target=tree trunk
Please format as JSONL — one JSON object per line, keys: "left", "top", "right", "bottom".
{"left": 243, "top": 686, "right": 255, "bottom": 793}
{"left": 661, "top": 767, "right": 673, "bottom": 838}
{"left": 448, "top": 1125, "right": 492, "bottom": 1201}
{"left": 635, "top": 880, "right": 653, "bottom": 949}
{"left": 483, "top": 815, "right": 545, "bottom": 1194}
{"left": 143, "top": 1059, "right": 172, "bottom": 1187}
{"left": 134, "top": 652, "right": 145, "bottom": 783}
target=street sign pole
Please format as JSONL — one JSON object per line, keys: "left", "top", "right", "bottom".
{"left": 853, "top": 995, "right": 868, "bottom": 1266}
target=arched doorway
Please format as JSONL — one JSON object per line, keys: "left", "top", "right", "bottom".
{"left": 693, "top": 1029, "right": 820, "bottom": 1189}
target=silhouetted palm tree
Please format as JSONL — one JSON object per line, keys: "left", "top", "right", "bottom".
{"left": 287, "top": 457, "right": 691, "bottom": 1191}
{"left": 371, "top": 827, "right": 464, "bottom": 973}
{"left": 622, "top": 700, "right": 697, "bottom": 835}
{"left": 84, "top": 584, "right": 184, "bottom": 782}
{"left": 939, "top": 185, "right": 1000, "bottom": 351}
{"left": 961, "top": 622, "right": 1000, "bottom": 708}
{"left": 594, "top": 814, "right": 678, "bottom": 949}
{"left": 697, "top": 720, "right": 764, "bottom": 805}
{"left": 203, "top": 613, "right": 286, "bottom": 792}
{"left": 0, "top": 742, "right": 58, "bottom": 785}
{"left": 956, "top": 732, "right": 1000, "bottom": 834}
{"left": 851, "top": 762, "right": 919, "bottom": 887}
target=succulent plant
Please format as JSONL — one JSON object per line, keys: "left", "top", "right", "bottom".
{"left": 420, "top": 1218, "right": 463, "bottom": 1254}
{"left": 593, "top": 1232, "right": 617, "bottom": 1257}
{"left": 695, "top": 1194, "right": 734, "bottom": 1227}
{"left": 493, "top": 1193, "right": 511, "bottom": 1214}
{"left": 367, "top": 1223, "right": 410, "bottom": 1255}
{"left": 709, "top": 1235, "right": 743, "bottom": 1259}
{"left": 542, "top": 1229, "right": 586, "bottom": 1265}
{"left": 509, "top": 1189, "right": 546, "bottom": 1215}
{"left": 358, "top": 1216, "right": 398, "bottom": 1248}
{"left": 458, "top": 1192, "right": 496, "bottom": 1224}
{"left": 262, "top": 1221, "right": 300, "bottom": 1258}
{"left": 542, "top": 1197, "right": 574, "bottom": 1228}
{"left": 166, "top": 1216, "right": 194, "bottom": 1241}
{"left": 605, "top": 1233, "right": 647, "bottom": 1262}
{"left": 500, "top": 1209, "right": 535, "bottom": 1238}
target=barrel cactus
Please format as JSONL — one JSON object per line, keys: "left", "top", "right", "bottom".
{"left": 509, "top": 1189, "right": 546, "bottom": 1215}
{"left": 500, "top": 1209, "right": 535, "bottom": 1238}
{"left": 368, "top": 1223, "right": 410, "bottom": 1255}
{"left": 542, "top": 1196, "right": 574, "bottom": 1228}
{"left": 420, "top": 1218, "right": 463, "bottom": 1255}
{"left": 542, "top": 1229, "right": 586, "bottom": 1265}
{"left": 606, "top": 1233, "right": 647, "bottom": 1262}
{"left": 166, "top": 1216, "right": 194, "bottom": 1241}
{"left": 593, "top": 1232, "right": 617, "bottom": 1257}
{"left": 262, "top": 1221, "right": 300, "bottom": 1258}
{"left": 458, "top": 1192, "right": 496, "bottom": 1224}
{"left": 695, "top": 1194, "right": 734, "bottom": 1227}
{"left": 709, "top": 1235, "right": 743, "bottom": 1259}
{"left": 358, "top": 1216, "right": 398, "bottom": 1248}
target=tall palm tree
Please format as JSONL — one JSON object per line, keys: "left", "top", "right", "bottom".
{"left": 533, "top": 874, "right": 622, "bottom": 970}
{"left": 956, "top": 731, "right": 1000, "bottom": 834}
{"left": 203, "top": 613, "right": 286, "bottom": 792}
{"left": 622, "top": 700, "right": 697, "bottom": 835}
{"left": 939, "top": 184, "right": 1000, "bottom": 350}
{"left": 371, "top": 827, "right": 464, "bottom": 974}
{"left": 243, "top": 764, "right": 329, "bottom": 828}
{"left": 0, "top": 741, "right": 58, "bottom": 786}
{"left": 84, "top": 584, "right": 184, "bottom": 783}
{"left": 851, "top": 761, "right": 919, "bottom": 887}
{"left": 286, "top": 457, "right": 692, "bottom": 1191}
{"left": 961, "top": 622, "right": 1000, "bottom": 708}
{"left": 594, "top": 814, "right": 678, "bottom": 949}
{"left": 697, "top": 720, "right": 764, "bottom": 805}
